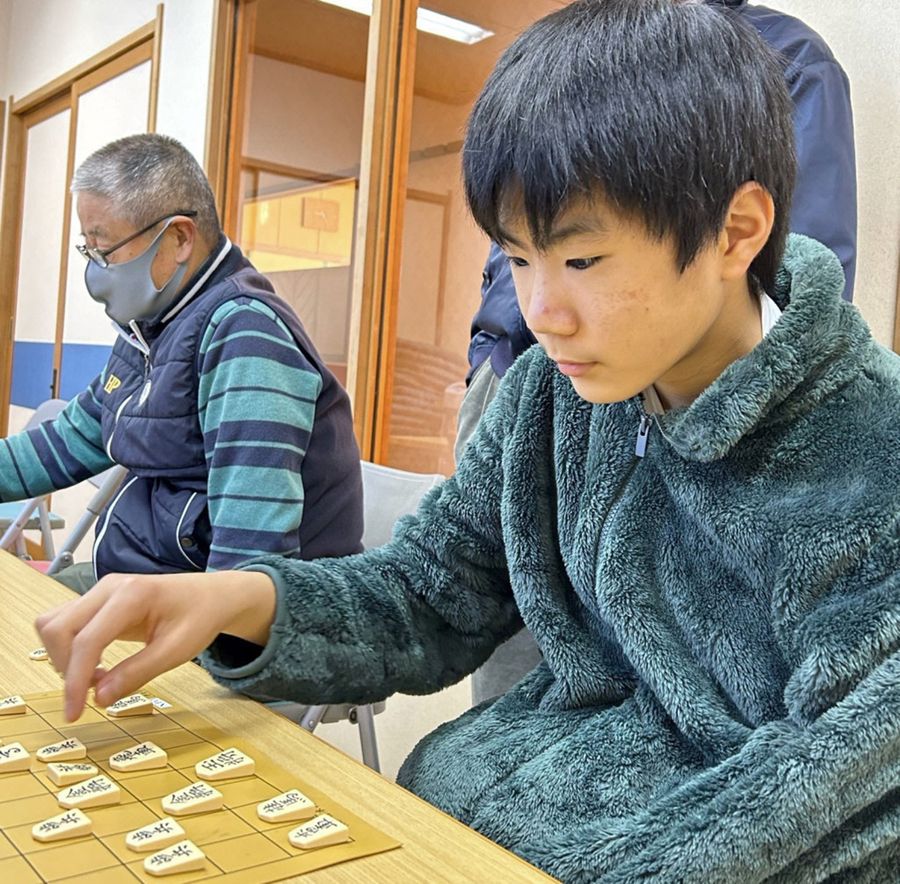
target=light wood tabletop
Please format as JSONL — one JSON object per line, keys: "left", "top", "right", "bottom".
{"left": 1, "top": 552, "right": 555, "bottom": 882}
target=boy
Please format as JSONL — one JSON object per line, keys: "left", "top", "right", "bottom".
{"left": 38, "top": 1, "right": 900, "bottom": 880}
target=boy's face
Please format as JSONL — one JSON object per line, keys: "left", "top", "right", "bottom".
{"left": 501, "top": 197, "right": 758, "bottom": 409}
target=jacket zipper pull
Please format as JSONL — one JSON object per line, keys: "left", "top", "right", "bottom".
{"left": 635, "top": 414, "right": 652, "bottom": 458}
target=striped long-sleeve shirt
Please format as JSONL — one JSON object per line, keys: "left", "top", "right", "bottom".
{"left": 0, "top": 300, "right": 322, "bottom": 571}
{"left": 198, "top": 299, "right": 320, "bottom": 568}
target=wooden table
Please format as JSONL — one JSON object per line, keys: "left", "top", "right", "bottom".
{"left": 1, "top": 552, "right": 554, "bottom": 882}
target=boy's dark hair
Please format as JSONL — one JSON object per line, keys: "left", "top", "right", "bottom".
{"left": 463, "top": 0, "right": 796, "bottom": 292}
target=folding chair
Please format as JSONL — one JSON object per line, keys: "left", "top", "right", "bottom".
{"left": 270, "top": 461, "right": 444, "bottom": 772}
{"left": 0, "top": 399, "right": 69, "bottom": 559}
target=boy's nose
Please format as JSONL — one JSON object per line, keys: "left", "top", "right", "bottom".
{"left": 522, "top": 270, "right": 576, "bottom": 338}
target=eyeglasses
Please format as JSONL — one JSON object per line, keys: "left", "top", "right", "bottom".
{"left": 76, "top": 210, "right": 198, "bottom": 268}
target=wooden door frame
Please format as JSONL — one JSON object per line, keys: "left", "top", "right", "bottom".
{"left": 205, "top": 0, "right": 236, "bottom": 208}
{"left": 347, "top": 0, "right": 419, "bottom": 462}
{"left": 213, "top": 0, "right": 419, "bottom": 462}
{"left": 0, "top": 17, "right": 162, "bottom": 435}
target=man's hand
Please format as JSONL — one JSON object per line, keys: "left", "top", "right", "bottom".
{"left": 35, "top": 570, "right": 277, "bottom": 722}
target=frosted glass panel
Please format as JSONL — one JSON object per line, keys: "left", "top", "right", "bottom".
{"left": 62, "top": 61, "right": 152, "bottom": 348}
{"left": 14, "top": 109, "right": 71, "bottom": 343}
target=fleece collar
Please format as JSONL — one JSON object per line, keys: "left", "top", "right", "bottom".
{"left": 655, "top": 234, "right": 868, "bottom": 462}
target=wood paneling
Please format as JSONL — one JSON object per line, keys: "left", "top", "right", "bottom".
{"left": 347, "top": 0, "right": 419, "bottom": 461}
{"left": 0, "top": 101, "right": 24, "bottom": 435}
{"left": 148, "top": 3, "right": 164, "bottom": 132}
{"left": 205, "top": 0, "right": 238, "bottom": 217}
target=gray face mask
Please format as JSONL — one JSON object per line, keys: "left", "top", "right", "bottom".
{"left": 84, "top": 220, "right": 188, "bottom": 325}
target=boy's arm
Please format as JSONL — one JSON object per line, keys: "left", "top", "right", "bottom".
{"left": 197, "top": 300, "right": 321, "bottom": 570}
{"left": 0, "top": 380, "right": 113, "bottom": 500}
{"left": 200, "top": 366, "right": 520, "bottom": 701}
{"left": 521, "top": 523, "right": 900, "bottom": 882}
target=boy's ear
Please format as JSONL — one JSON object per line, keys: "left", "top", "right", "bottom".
{"left": 718, "top": 182, "right": 774, "bottom": 281}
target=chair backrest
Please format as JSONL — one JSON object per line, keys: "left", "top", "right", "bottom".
{"left": 0, "top": 399, "right": 69, "bottom": 557}
{"left": 360, "top": 461, "right": 444, "bottom": 550}
{"left": 24, "top": 398, "right": 68, "bottom": 429}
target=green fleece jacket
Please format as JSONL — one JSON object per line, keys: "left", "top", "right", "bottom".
{"left": 204, "top": 235, "right": 900, "bottom": 882}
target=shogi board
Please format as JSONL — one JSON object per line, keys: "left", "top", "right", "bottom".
{"left": 0, "top": 691, "right": 400, "bottom": 883}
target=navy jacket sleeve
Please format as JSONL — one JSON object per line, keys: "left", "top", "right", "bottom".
{"left": 467, "top": 244, "right": 536, "bottom": 382}
{"left": 786, "top": 58, "right": 857, "bottom": 301}
{"left": 743, "top": 2, "right": 857, "bottom": 301}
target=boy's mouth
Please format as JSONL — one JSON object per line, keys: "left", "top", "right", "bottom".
{"left": 555, "top": 360, "right": 596, "bottom": 378}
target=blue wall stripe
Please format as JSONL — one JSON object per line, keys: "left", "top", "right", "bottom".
{"left": 11, "top": 341, "right": 111, "bottom": 408}
{"left": 59, "top": 343, "right": 112, "bottom": 401}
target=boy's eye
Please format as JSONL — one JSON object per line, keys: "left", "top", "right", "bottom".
{"left": 506, "top": 256, "right": 529, "bottom": 268}
{"left": 566, "top": 256, "right": 601, "bottom": 270}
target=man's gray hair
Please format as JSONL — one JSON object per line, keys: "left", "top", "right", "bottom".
{"left": 71, "top": 133, "right": 221, "bottom": 243}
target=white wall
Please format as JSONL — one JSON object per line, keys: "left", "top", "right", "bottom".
{"left": 764, "top": 0, "right": 899, "bottom": 346}
{"left": 0, "top": 0, "right": 215, "bottom": 161}
{"left": 0, "top": 4, "right": 11, "bottom": 96}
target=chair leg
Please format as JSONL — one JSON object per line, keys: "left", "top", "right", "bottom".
{"left": 46, "top": 551, "right": 75, "bottom": 577}
{"left": 36, "top": 499, "right": 56, "bottom": 559}
{"left": 353, "top": 704, "right": 381, "bottom": 773}
{"left": 298, "top": 705, "right": 328, "bottom": 732}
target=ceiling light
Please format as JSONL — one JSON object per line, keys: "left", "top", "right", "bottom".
{"left": 318, "top": 0, "right": 494, "bottom": 45}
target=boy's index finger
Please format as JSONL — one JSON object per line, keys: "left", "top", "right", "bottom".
{"left": 53, "top": 592, "right": 140, "bottom": 721}
{"left": 35, "top": 589, "right": 111, "bottom": 678}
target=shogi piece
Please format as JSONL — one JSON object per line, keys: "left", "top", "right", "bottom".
{"left": 257, "top": 789, "right": 317, "bottom": 823}
{"left": 29, "top": 648, "right": 49, "bottom": 661}
{"left": 47, "top": 762, "right": 99, "bottom": 786}
{"left": 0, "top": 695, "right": 26, "bottom": 715}
{"left": 106, "top": 694, "right": 154, "bottom": 717}
{"left": 195, "top": 747, "right": 255, "bottom": 781}
{"left": 125, "top": 817, "right": 186, "bottom": 853}
{"left": 144, "top": 840, "right": 206, "bottom": 877}
{"left": 288, "top": 814, "right": 352, "bottom": 850}
{"left": 37, "top": 737, "right": 87, "bottom": 762}
{"left": 0, "top": 742, "right": 32, "bottom": 772}
{"left": 57, "top": 775, "right": 121, "bottom": 809}
{"left": 161, "top": 782, "right": 224, "bottom": 816}
{"left": 32, "top": 808, "right": 93, "bottom": 842}
{"left": 110, "top": 741, "right": 168, "bottom": 772}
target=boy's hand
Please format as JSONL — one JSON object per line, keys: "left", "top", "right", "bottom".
{"left": 35, "top": 570, "right": 277, "bottom": 722}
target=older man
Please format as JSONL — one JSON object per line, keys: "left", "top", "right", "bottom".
{"left": 0, "top": 133, "right": 363, "bottom": 591}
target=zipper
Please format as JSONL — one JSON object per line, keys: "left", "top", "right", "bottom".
{"left": 635, "top": 413, "right": 653, "bottom": 458}
{"left": 105, "top": 324, "right": 152, "bottom": 460}
{"left": 635, "top": 387, "right": 665, "bottom": 458}
{"left": 599, "top": 400, "right": 656, "bottom": 558}
{"left": 595, "top": 457, "right": 639, "bottom": 565}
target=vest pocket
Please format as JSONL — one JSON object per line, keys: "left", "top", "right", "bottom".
{"left": 95, "top": 478, "right": 212, "bottom": 575}
{"left": 169, "top": 490, "right": 211, "bottom": 571}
